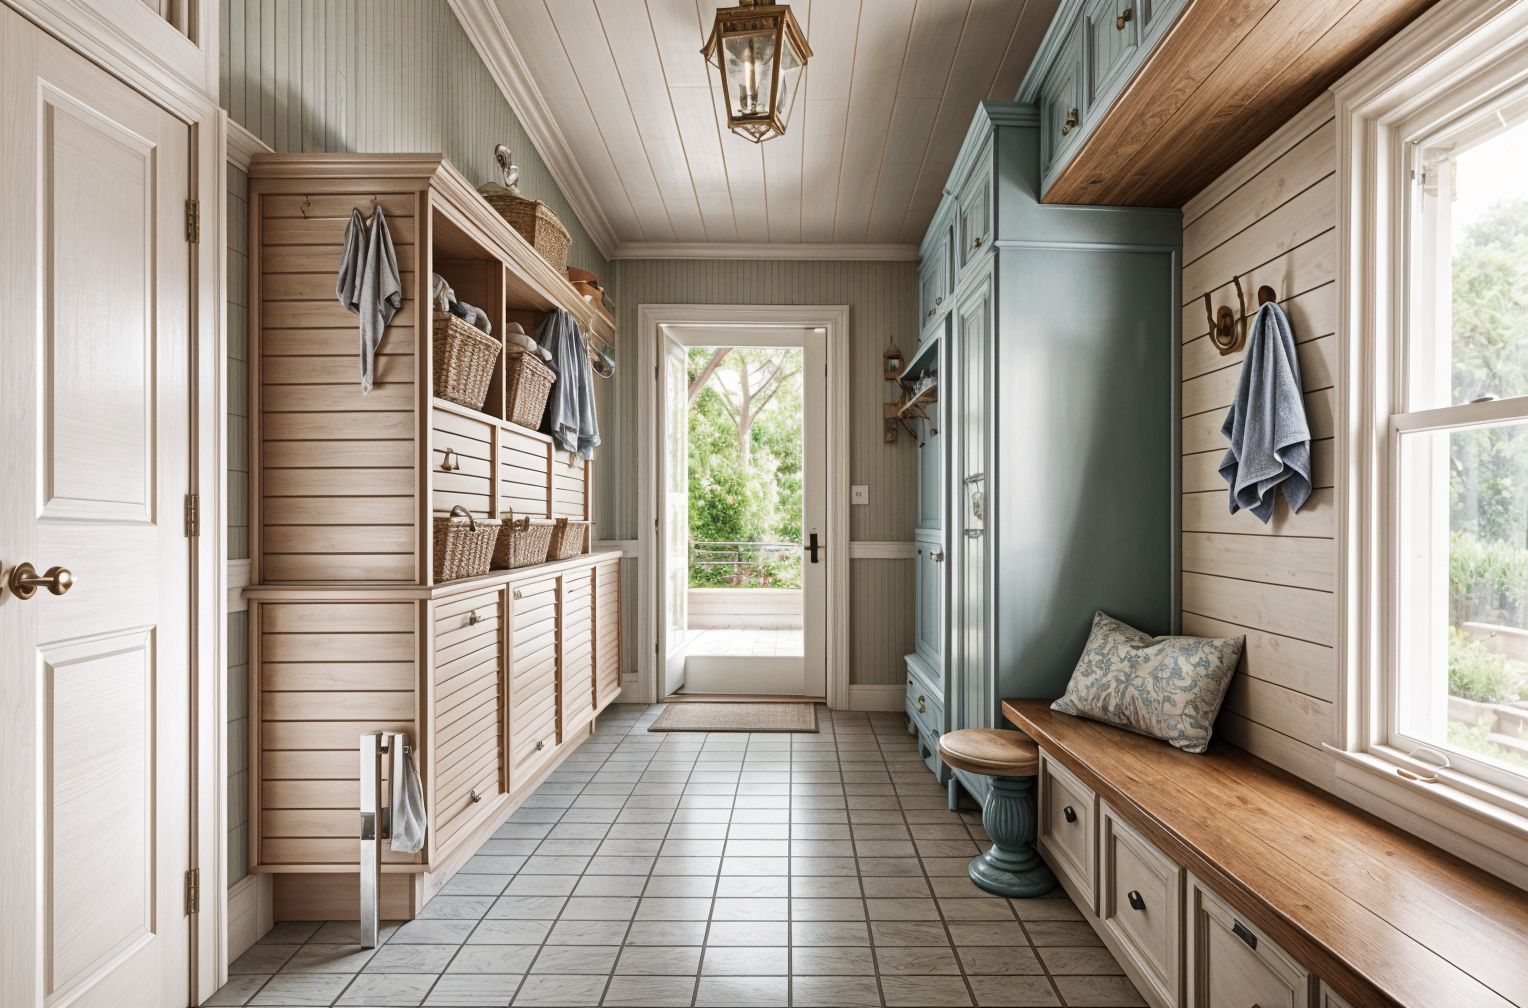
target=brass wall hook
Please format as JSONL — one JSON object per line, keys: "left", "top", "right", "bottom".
{"left": 1203, "top": 274, "right": 1278, "bottom": 356}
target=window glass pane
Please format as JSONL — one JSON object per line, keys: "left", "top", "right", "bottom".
{"left": 1417, "top": 113, "right": 1528, "bottom": 409}
{"left": 1397, "top": 422, "right": 1528, "bottom": 775}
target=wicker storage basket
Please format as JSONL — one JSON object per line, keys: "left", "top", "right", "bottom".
{"left": 432, "top": 312, "right": 499, "bottom": 411}
{"left": 506, "top": 346, "right": 556, "bottom": 429}
{"left": 548, "top": 518, "right": 590, "bottom": 560}
{"left": 492, "top": 511, "right": 555, "bottom": 570}
{"left": 433, "top": 505, "right": 500, "bottom": 582}
{"left": 477, "top": 183, "right": 572, "bottom": 274}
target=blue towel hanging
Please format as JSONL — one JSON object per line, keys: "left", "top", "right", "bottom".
{"left": 1218, "top": 301, "right": 1312, "bottom": 523}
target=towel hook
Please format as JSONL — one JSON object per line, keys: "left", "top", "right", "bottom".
{"left": 1203, "top": 276, "right": 1245, "bottom": 356}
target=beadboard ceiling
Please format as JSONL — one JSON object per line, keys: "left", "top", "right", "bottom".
{"left": 452, "top": 0, "right": 1059, "bottom": 259}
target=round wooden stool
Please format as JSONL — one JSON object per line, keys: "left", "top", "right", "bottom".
{"left": 938, "top": 728, "right": 1056, "bottom": 898}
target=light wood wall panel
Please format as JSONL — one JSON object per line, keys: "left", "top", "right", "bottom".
{"left": 1179, "top": 96, "right": 1338, "bottom": 781}
{"left": 605, "top": 259, "right": 920, "bottom": 687}
{"left": 218, "top": 0, "right": 608, "bottom": 280}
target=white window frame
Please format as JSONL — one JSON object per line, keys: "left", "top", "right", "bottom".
{"left": 1334, "top": 0, "right": 1528, "bottom": 887}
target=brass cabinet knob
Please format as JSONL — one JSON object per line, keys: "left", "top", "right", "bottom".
{"left": 466, "top": 610, "right": 482, "bottom": 626}
{"left": 513, "top": 589, "right": 523, "bottom": 600}
{"left": 935, "top": 296, "right": 943, "bottom": 306}
{"left": 8, "top": 562, "right": 74, "bottom": 600}
{"left": 1061, "top": 107, "right": 1079, "bottom": 136}
{"left": 929, "top": 549, "right": 944, "bottom": 563}
{"left": 440, "top": 447, "right": 460, "bottom": 472}
{"left": 536, "top": 740, "right": 545, "bottom": 751}
{"left": 917, "top": 694, "right": 927, "bottom": 714}
{"left": 971, "top": 235, "right": 983, "bottom": 249}
{"left": 1116, "top": 7, "right": 1133, "bottom": 30}
{"left": 469, "top": 788, "right": 483, "bottom": 803}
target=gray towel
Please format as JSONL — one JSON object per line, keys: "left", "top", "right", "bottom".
{"left": 336, "top": 207, "right": 403, "bottom": 394}
{"left": 388, "top": 737, "right": 426, "bottom": 854}
{"left": 1219, "top": 301, "right": 1312, "bottom": 523}
{"left": 537, "top": 309, "right": 601, "bottom": 460}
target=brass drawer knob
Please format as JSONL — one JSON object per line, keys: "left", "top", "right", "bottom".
{"left": 466, "top": 610, "right": 482, "bottom": 626}
{"left": 929, "top": 549, "right": 944, "bottom": 563}
{"left": 440, "top": 447, "right": 460, "bottom": 472}
{"left": 469, "top": 788, "right": 483, "bottom": 803}
{"left": 1116, "top": 7, "right": 1133, "bottom": 30}
{"left": 1126, "top": 890, "right": 1145, "bottom": 912}
{"left": 971, "top": 235, "right": 983, "bottom": 249}
{"left": 1063, "top": 805, "right": 1077, "bottom": 823}
{"left": 1061, "top": 107, "right": 1079, "bottom": 136}
{"left": 536, "top": 740, "right": 545, "bottom": 751}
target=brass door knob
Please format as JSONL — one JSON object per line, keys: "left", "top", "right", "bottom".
{"left": 8, "top": 562, "right": 74, "bottom": 600}
{"left": 1116, "top": 7, "right": 1133, "bottom": 30}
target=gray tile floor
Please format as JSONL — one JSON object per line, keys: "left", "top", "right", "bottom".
{"left": 210, "top": 704, "right": 1143, "bottom": 1007}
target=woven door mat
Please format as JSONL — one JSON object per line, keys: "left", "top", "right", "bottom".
{"left": 648, "top": 702, "right": 818, "bottom": 733}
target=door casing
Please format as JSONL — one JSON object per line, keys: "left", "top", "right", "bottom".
{"left": 638, "top": 304, "right": 851, "bottom": 709}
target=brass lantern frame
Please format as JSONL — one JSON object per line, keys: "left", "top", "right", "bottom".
{"left": 700, "top": 0, "right": 812, "bottom": 143}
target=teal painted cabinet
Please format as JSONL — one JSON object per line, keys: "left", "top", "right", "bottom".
{"left": 904, "top": 102, "right": 1180, "bottom": 803}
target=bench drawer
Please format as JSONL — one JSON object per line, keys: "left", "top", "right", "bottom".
{"left": 1037, "top": 753, "right": 1097, "bottom": 913}
{"left": 1100, "top": 802, "right": 1182, "bottom": 1008}
{"left": 1188, "top": 877, "right": 1310, "bottom": 1008}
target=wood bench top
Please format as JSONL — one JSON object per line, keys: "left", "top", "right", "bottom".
{"left": 1002, "top": 699, "right": 1528, "bottom": 1008}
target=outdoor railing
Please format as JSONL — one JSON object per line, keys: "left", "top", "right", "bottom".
{"left": 689, "top": 540, "right": 801, "bottom": 589}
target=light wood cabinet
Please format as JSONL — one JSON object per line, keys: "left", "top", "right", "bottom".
{"left": 1037, "top": 753, "right": 1098, "bottom": 914}
{"left": 1187, "top": 877, "right": 1311, "bottom": 1008}
{"left": 246, "top": 153, "right": 621, "bottom": 919}
{"left": 1099, "top": 803, "right": 1183, "bottom": 1008}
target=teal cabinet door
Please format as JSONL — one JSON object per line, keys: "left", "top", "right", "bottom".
{"left": 914, "top": 538, "right": 945, "bottom": 666}
{"left": 1039, "top": 25, "right": 1085, "bottom": 178}
{"left": 1085, "top": 0, "right": 1139, "bottom": 111}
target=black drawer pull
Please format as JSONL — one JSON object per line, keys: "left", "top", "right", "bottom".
{"left": 1126, "top": 890, "right": 1145, "bottom": 912}
{"left": 1063, "top": 805, "right": 1077, "bottom": 823}
{"left": 1232, "top": 920, "right": 1258, "bottom": 950}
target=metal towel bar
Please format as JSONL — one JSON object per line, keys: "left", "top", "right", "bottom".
{"left": 359, "top": 730, "right": 408, "bottom": 949}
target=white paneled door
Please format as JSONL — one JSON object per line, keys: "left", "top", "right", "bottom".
{"left": 0, "top": 9, "right": 194, "bottom": 1008}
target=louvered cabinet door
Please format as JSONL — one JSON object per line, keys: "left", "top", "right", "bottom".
{"left": 508, "top": 575, "right": 560, "bottom": 783}
{"left": 559, "top": 569, "right": 597, "bottom": 737}
{"left": 429, "top": 589, "right": 505, "bottom": 862}
{"left": 594, "top": 559, "right": 622, "bottom": 711}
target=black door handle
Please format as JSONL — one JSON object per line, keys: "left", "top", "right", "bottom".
{"left": 807, "top": 532, "right": 820, "bottom": 563}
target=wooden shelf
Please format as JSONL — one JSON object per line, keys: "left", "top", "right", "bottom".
{"left": 898, "top": 379, "right": 938, "bottom": 419}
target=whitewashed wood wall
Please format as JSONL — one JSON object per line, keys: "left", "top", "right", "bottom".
{"left": 605, "top": 259, "right": 921, "bottom": 688}
{"left": 1179, "top": 96, "right": 1338, "bottom": 785}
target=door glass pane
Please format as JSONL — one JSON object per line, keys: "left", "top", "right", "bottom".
{"left": 665, "top": 341, "right": 689, "bottom": 645}
{"left": 1397, "top": 422, "right": 1528, "bottom": 775}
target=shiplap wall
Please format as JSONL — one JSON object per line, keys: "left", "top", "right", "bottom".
{"left": 1179, "top": 96, "right": 1338, "bottom": 784}
{"left": 218, "top": 0, "right": 608, "bottom": 280}
{"left": 606, "top": 259, "right": 920, "bottom": 687}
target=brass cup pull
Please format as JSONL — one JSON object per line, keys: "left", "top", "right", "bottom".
{"left": 917, "top": 695, "right": 927, "bottom": 714}
{"left": 441, "top": 447, "right": 460, "bottom": 472}
{"left": 1061, "top": 107, "right": 1079, "bottom": 136}
{"left": 9, "top": 562, "right": 74, "bottom": 600}
{"left": 1126, "top": 890, "right": 1146, "bottom": 912}
{"left": 1063, "top": 805, "right": 1077, "bottom": 823}
{"left": 1116, "top": 7, "right": 1133, "bottom": 30}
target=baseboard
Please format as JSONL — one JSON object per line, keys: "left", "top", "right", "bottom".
{"left": 227, "top": 873, "right": 273, "bottom": 961}
{"left": 848, "top": 684, "right": 905, "bottom": 711}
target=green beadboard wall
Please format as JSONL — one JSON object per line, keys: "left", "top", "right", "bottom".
{"left": 218, "top": 0, "right": 608, "bottom": 278}
{"left": 605, "top": 259, "right": 920, "bottom": 688}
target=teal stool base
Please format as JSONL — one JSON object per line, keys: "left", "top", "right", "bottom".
{"left": 968, "top": 774, "right": 1055, "bottom": 898}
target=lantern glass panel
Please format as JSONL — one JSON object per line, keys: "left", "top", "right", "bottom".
{"left": 775, "top": 37, "right": 803, "bottom": 129}
{"left": 722, "top": 29, "right": 775, "bottom": 120}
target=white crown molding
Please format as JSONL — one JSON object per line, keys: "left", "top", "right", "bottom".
{"left": 612, "top": 242, "right": 920, "bottom": 262}
{"left": 449, "top": 0, "right": 619, "bottom": 260}
{"left": 225, "top": 117, "right": 272, "bottom": 170}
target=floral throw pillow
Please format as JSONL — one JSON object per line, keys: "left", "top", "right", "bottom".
{"left": 1051, "top": 612, "right": 1244, "bottom": 754}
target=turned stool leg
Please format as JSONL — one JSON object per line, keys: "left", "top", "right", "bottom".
{"left": 968, "top": 774, "right": 1056, "bottom": 898}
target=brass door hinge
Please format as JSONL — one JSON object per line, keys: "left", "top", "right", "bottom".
{"left": 185, "top": 867, "right": 200, "bottom": 915}
{"left": 185, "top": 198, "right": 200, "bottom": 243}
{"left": 184, "top": 493, "right": 200, "bottom": 538}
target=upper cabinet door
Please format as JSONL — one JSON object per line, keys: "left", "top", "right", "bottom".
{"left": 918, "top": 237, "right": 950, "bottom": 330}
{"left": 954, "top": 141, "right": 994, "bottom": 276}
{"left": 1039, "top": 25, "right": 1085, "bottom": 178}
{"left": 1085, "top": 0, "right": 1140, "bottom": 111}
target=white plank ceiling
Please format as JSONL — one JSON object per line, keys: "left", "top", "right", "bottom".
{"left": 486, "top": 0, "right": 1059, "bottom": 252}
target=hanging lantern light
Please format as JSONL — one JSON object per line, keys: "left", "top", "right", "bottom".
{"left": 701, "top": 1, "right": 812, "bottom": 144}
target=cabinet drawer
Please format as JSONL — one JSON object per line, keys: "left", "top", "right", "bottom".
{"left": 432, "top": 406, "right": 495, "bottom": 519}
{"left": 1188, "top": 877, "right": 1310, "bottom": 1008}
{"left": 1317, "top": 983, "right": 1353, "bottom": 1008}
{"left": 905, "top": 667, "right": 943, "bottom": 738}
{"left": 1100, "top": 803, "right": 1182, "bottom": 1008}
{"left": 1084, "top": 0, "right": 1139, "bottom": 110}
{"left": 1037, "top": 753, "right": 1097, "bottom": 913}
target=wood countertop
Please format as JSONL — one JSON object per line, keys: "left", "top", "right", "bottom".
{"left": 1002, "top": 699, "right": 1528, "bottom": 1008}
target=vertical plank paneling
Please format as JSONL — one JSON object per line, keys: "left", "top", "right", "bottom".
{"left": 219, "top": 0, "right": 608, "bottom": 278}
{"left": 1178, "top": 96, "right": 1338, "bottom": 783}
